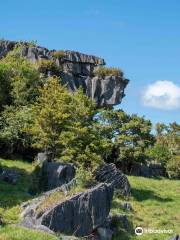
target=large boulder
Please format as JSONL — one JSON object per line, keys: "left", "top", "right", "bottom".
{"left": 94, "top": 163, "right": 131, "bottom": 197}
{"left": 0, "top": 40, "right": 129, "bottom": 107}
{"left": 0, "top": 169, "right": 19, "bottom": 185}
{"left": 33, "top": 153, "right": 76, "bottom": 191}
{"left": 21, "top": 183, "right": 113, "bottom": 237}
{"left": 42, "top": 161, "right": 76, "bottom": 191}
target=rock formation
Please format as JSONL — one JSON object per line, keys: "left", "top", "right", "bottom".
{"left": 0, "top": 40, "right": 129, "bottom": 107}
{"left": 21, "top": 183, "right": 113, "bottom": 238}
{"left": 94, "top": 163, "right": 131, "bottom": 197}
{"left": 42, "top": 161, "right": 76, "bottom": 191}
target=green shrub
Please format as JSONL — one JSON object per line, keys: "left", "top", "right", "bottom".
{"left": 51, "top": 50, "right": 65, "bottom": 59}
{"left": 0, "top": 47, "right": 42, "bottom": 106}
{"left": 166, "top": 155, "right": 180, "bottom": 179}
{"left": 37, "top": 59, "right": 60, "bottom": 75}
{"left": 0, "top": 63, "right": 12, "bottom": 110}
{"left": 93, "top": 66, "right": 123, "bottom": 78}
{"left": 76, "top": 165, "right": 96, "bottom": 188}
{"left": 28, "top": 40, "right": 37, "bottom": 47}
{"left": 146, "top": 144, "right": 171, "bottom": 166}
{"left": 0, "top": 106, "right": 34, "bottom": 156}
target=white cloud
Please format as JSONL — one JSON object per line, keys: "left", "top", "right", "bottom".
{"left": 142, "top": 80, "right": 180, "bottom": 110}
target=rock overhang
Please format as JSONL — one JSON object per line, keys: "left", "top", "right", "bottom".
{"left": 0, "top": 40, "right": 129, "bottom": 107}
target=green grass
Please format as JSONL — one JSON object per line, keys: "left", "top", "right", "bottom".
{"left": 0, "top": 158, "right": 59, "bottom": 240}
{"left": 0, "top": 226, "right": 57, "bottom": 240}
{"left": 112, "top": 176, "right": 180, "bottom": 240}
{"left": 0, "top": 159, "right": 179, "bottom": 240}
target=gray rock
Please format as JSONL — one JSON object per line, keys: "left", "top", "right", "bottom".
{"left": 0, "top": 40, "right": 129, "bottom": 107}
{"left": 97, "top": 227, "right": 113, "bottom": 240}
{"left": 94, "top": 163, "right": 131, "bottom": 197}
{"left": 130, "top": 162, "right": 164, "bottom": 177}
{"left": 0, "top": 169, "right": 19, "bottom": 185}
{"left": 168, "top": 235, "right": 180, "bottom": 240}
{"left": 36, "top": 152, "right": 53, "bottom": 164}
{"left": 21, "top": 183, "right": 113, "bottom": 237}
{"left": 120, "top": 202, "right": 132, "bottom": 211}
{"left": 42, "top": 161, "right": 76, "bottom": 190}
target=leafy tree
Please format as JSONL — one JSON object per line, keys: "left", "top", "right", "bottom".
{"left": 166, "top": 155, "right": 180, "bottom": 179}
{"left": 0, "top": 63, "right": 12, "bottom": 111}
{"left": 147, "top": 122, "right": 180, "bottom": 178}
{"left": 0, "top": 44, "right": 42, "bottom": 106}
{"left": 96, "top": 109, "right": 154, "bottom": 172}
{"left": 155, "top": 122, "right": 180, "bottom": 155}
{"left": 29, "top": 77, "right": 103, "bottom": 169}
{"left": 0, "top": 105, "right": 34, "bottom": 156}
{"left": 146, "top": 144, "right": 171, "bottom": 166}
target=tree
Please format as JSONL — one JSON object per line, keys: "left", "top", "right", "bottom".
{"left": 166, "top": 155, "right": 180, "bottom": 179}
{"left": 0, "top": 63, "right": 12, "bottom": 111}
{"left": 29, "top": 77, "right": 103, "bottom": 169}
{"left": 0, "top": 105, "right": 34, "bottom": 156}
{"left": 146, "top": 144, "right": 171, "bottom": 166}
{"left": 147, "top": 121, "right": 180, "bottom": 178}
{"left": 96, "top": 109, "right": 154, "bottom": 173}
{"left": 0, "top": 44, "right": 42, "bottom": 106}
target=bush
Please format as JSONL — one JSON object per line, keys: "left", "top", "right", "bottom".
{"left": 93, "top": 66, "right": 123, "bottom": 78}
{"left": 0, "top": 106, "right": 34, "bottom": 156}
{"left": 166, "top": 155, "right": 180, "bottom": 179}
{"left": 51, "top": 50, "right": 65, "bottom": 59}
{"left": 146, "top": 144, "right": 171, "bottom": 166}
{"left": 0, "top": 63, "right": 12, "bottom": 110}
{"left": 37, "top": 59, "right": 60, "bottom": 75}
{"left": 76, "top": 165, "right": 96, "bottom": 188}
{"left": 0, "top": 47, "right": 42, "bottom": 106}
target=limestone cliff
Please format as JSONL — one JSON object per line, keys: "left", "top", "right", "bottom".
{"left": 0, "top": 40, "right": 129, "bottom": 107}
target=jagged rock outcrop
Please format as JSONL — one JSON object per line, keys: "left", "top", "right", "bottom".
{"left": 0, "top": 40, "right": 129, "bottom": 107}
{"left": 94, "top": 163, "right": 131, "bottom": 197}
{"left": 21, "top": 183, "right": 113, "bottom": 237}
{"left": 130, "top": 162, "right": 165, "bottom": 177}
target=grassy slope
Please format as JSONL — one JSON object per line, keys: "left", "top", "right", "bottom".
{"left": 0, "top": 159, "right": 179, "bottom": 240}
{"left": 0, "top": 159, "right": 57, "bottom": 240}
{"left": 112, "top": 176, "right": 180, "bottom": 240}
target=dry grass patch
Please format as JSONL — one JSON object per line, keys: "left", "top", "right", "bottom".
{"left": 37, "top": 185, "right": 85, "bottom": 216}
{"left": 94, "top": 66, "right": 123, "bottom": 78}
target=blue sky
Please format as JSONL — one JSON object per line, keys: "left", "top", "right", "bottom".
{"left": 1, "top": 0, "right": 180, "bottom": 125}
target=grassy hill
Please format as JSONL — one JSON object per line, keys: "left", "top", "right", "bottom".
{"left": 0, "top": 158, "right": 179, "bottom": 240}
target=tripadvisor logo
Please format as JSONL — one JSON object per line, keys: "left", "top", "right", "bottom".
{"left": 135, "top": 227, "right": 143, "bottom": 236}
{"left": 135, "top": 226, "right": 174, "bottom": 236}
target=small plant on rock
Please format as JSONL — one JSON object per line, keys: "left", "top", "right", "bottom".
{"left": 93, "top": 66, "right": 123, "bottom": 78}
{"left": 37, "top": 59, "right": 60, "bottom": 75}
{"left": 51, "top": 50, "right": 66, "bottom": 59}
{"left": 76, "top": 165, "right": 97, "bottom": 188}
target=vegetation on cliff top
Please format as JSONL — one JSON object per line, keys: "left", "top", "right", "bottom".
{"left": 93, "top": 66, "right": 123, "bottom": 77}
